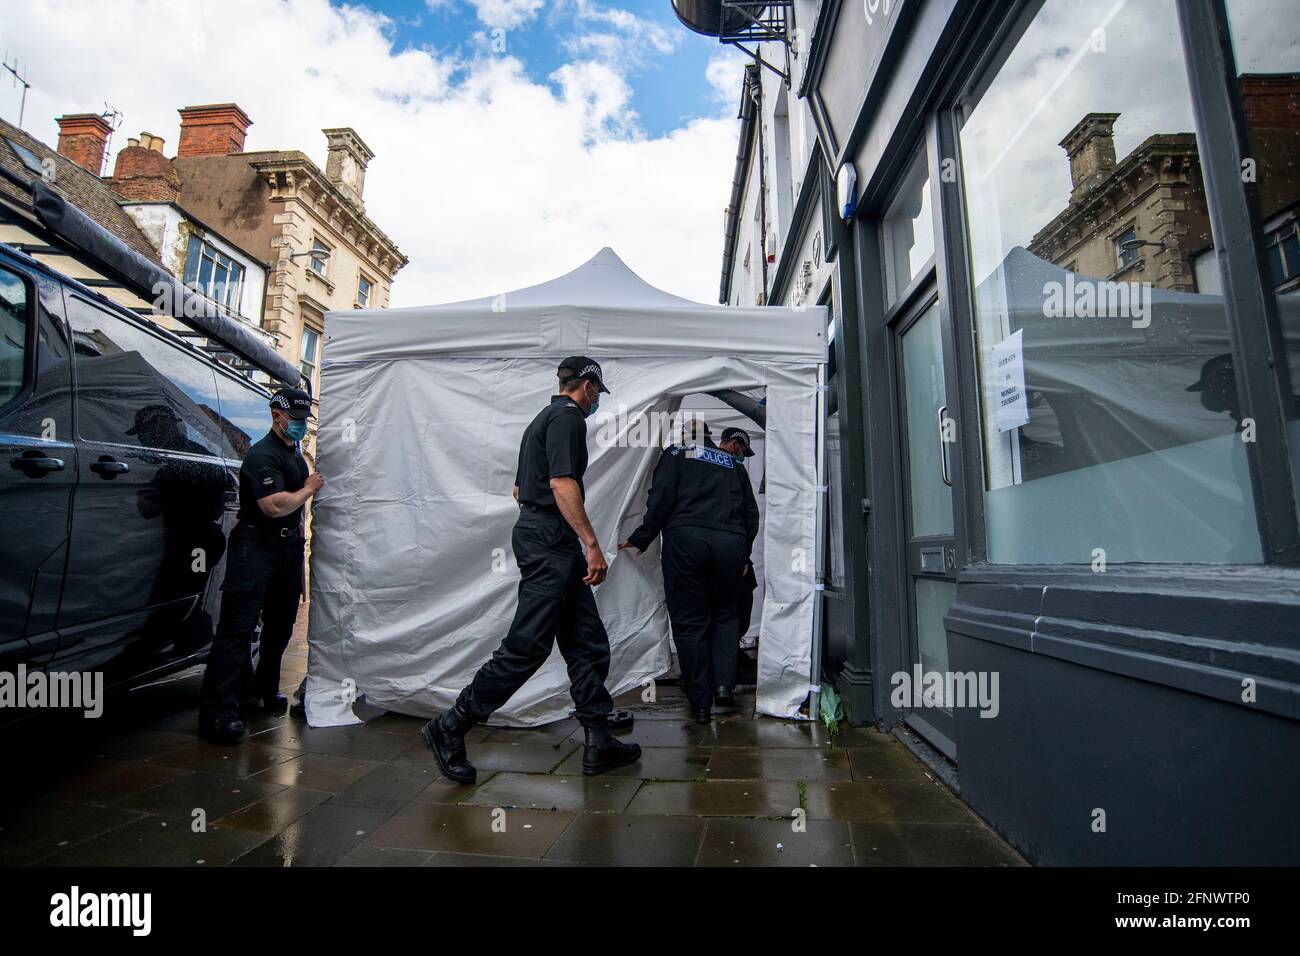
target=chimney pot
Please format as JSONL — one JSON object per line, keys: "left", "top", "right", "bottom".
{"left": 55, "top": 113, "right": 113, "bottom": 175}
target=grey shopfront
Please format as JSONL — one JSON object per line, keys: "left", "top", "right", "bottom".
{"left": 778, "top": 0, "right": 1300, "bottom": 865}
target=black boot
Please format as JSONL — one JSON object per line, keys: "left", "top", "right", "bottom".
{"left": 200, "top": 716, "right": 245, "bottom": 745}
{"left": 714, "top": 686, "right": 735, "bottom": 714}
{"left": 421, "top": 703, "right": 477, "bottom": 785}
{"left": 582, "top": 719, "right": 642, "bottom": 776}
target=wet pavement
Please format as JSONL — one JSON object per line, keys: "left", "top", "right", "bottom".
{"left": 0, "top": 608, "right": 1025, "bottom": 867}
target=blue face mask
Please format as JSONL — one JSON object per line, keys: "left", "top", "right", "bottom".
{"left": 285, "top": 419, "right": 308, "bottom": 442}
{"left": 586, "top": 400, "right": 599, "bottom": 419}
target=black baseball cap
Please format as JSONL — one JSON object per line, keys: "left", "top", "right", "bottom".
{"left": 558, "top": 355, "right": 610, "bottom": 393}
{"left": 270, "top": 386, "right": 314, "bottom": 420}
{"left": 721, "top": 426, "right": 754, "bottom": 457}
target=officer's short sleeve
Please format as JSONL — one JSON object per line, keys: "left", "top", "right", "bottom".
{"left": 544, "top": 408, "right": 585, "bottom": 480}
{"left": 244, "top": 449, "right": 284, "bottom": 500}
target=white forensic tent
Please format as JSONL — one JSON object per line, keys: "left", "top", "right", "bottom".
{"left": 305, "top": 248, "right": 828, "bottom": 727}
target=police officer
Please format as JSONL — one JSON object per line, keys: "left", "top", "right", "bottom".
{"left": 718, "top": 427, "right": 760, "bottom": 642}
{"left": 620, "top": 416, "right": 760, "bottom": 723}
{"left": 422, "top": 357, "right": 641, "bottom": 784}
{"left": 198, "top": 386, "right": 323, "bottom": 744}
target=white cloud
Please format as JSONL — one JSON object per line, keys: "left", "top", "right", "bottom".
{"left": 705, "top": 46, "right": 751, "bottom": 106}
{"left": 465, "top": 0, "right": 545, "bottom": 30}
{"left": 0, "top": 0, "right": 737, "bottom": 305}
{"left": 552, "top": 0, "right": 680, "bottom": 72}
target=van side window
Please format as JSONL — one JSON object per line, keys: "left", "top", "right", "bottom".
{"left": 213, "top": 374, "right": 267, "bottom": 460}
{"left": 0, "top": 265, "right": 28, "bottom": 409}
{"left": 66, "top": 295, "right": 224, "bottom": 456}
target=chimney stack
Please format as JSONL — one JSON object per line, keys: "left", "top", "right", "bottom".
{"left": 55, "top": 113, "right": 113, "bottom": 175}
{"left": 109, "top": 131, "right": 180, "bottom": 202}
{"left": 177, "top": 103, "right": 252, "bottom": 158}
{"left": 1060, "top": 112, "right": 1120, "bottom": 199}
{"left": 322, "top": 127, "right": 373, "bottom": 210}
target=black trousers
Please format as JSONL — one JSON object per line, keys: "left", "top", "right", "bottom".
{"left": 737, "top": 561, "right": 758, "bottom": 637}
{"left": 456, "top": 507, "right": 614, "bottom": 727}
{"left": 199, "top": 522, "right": 304, "bottom": 726}
{"left": 662, "top": 526, "right": 747, "bottom": 712}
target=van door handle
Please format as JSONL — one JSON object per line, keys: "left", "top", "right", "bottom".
{"left": 89, "top": 456, "right": 129, "bottom": 477}
{"left": 10, "top": 453, "right": 65, "bottom": 475}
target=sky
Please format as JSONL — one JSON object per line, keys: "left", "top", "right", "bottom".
{"left": 0, "top": 0, "right": 751, "bottom": 305}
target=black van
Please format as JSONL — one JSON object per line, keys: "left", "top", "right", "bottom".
{"left": 0, "top": 243, "right": 274, "bottom": 695}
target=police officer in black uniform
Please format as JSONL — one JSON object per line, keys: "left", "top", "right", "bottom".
{"left": 718, "top": 427, "right": 760, "bottom": 641}
{"left": 620, "top": 416, "right": 760, "bottom": 722}
{"left": 199, "top": 386, "right": 323, "bottom": 744}
{"left": 422, "top": 357, "right": 641, "bottom": 783}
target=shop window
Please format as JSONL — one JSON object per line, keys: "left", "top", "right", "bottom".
{"left": 1224, "top": 0, "right": 1300, "bottom": 522}
{"left": 958, "top": 0, "right": 1260, "bottom": 564}
{"left": 881, "top": 148, "right": 934, "bottom": 308}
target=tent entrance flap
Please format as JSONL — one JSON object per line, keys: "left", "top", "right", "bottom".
{"left": 305, "top": 248, "right": 828, "bottom": 728}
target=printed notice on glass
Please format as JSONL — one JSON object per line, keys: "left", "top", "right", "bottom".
{"left": 991, "top": 329, "right": 1029, "bottom": 433}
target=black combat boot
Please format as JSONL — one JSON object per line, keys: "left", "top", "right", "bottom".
{"left": 421, "top": 703, "right": 477, "bottom": 785}
{"left": 582, "top": 718, "right": 642, "bottom": 776}
{"left": 200, "top": 716, "right": 245, "bottom": 745}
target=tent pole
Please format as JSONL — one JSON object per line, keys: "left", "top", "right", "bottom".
{"left": 809, "top": 361, "right": 828, "bottom": 723}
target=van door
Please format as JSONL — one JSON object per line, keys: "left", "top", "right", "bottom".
{"left": 55, "top": 293, "right": 228, "bottom": 673}
{"left": 0, "top": 262, "right": 75, "bottom": 668}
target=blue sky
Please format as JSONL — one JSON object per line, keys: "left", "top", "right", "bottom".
{"left": 0, "top": 0, "right": 748, "bottom": 304}
{"left": 363, "top": 0, "right": 730, "bottom": 137}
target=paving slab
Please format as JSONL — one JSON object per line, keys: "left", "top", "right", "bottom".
{"left": 233, "top": 803, "right": 395, "bottom": 867}
{"left": 625, "top": 780, "right": 800, "bottom": 818}
{"left": 697, "top": 818, "right": 854, "bottom": 867}
{"left": 554, "top": 745, "right": 710, "bottom": 781}
{"left": 462, "top": 772, "right": 642, "bottom": 813}
{"left": 215, "top": 787, "right": 334, "bottom": 835}
{"left": 850, "top": 822, "right": 1027, "bottom": 866}
{"left": 39, "top": 816, "right": 267, "bottom": 867}
{"left": 544, "top": 812, "right": 707, "bottom": 866}
{"left": 804, "top": 779, "right": 981, "bottom": 825}
{"left": 705, "top": 747, "right": 852, "bottom": 782}
{"left": 366, "top": 802, "right": 574, "bottom": 857}
{"left": 252, "top": 753, "right": 384, "bottom": 792}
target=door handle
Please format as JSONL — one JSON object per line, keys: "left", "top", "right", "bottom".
{"left": 936, "top": 404, "right": 952, "bottom": 487}
{"left": 89, "top": 456, "right": 130, "bottom": 477}
{"left": 10, "top": 453, "right": 65, "bottom": 475}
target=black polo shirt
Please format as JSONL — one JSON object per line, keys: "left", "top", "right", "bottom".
{"left": 237, "top": 430, "right": 309, "bottom": 531}
{"left": 515, "top": 394, "right": 588, "bottom": 508}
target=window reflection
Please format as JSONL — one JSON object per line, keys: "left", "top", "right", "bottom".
{"left": 959, "top": 0, "right": 1263, "bottom": 564}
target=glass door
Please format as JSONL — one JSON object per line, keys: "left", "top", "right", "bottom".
{"left": 895, "top": 291, "right": 958, "bottom": 756}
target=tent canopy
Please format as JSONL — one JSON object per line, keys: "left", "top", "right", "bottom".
{"left": 324, "top": 247, "right": 826, "bottom": 364}
{"left": 306, "top": 248, "right": 828, "bottom": 727}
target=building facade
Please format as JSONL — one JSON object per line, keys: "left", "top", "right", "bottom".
{"left": 162, "top": 104, "right": 408, "bottom": 466}
{"left": 704, "top": 0, "right": 1300, "bottom": 864}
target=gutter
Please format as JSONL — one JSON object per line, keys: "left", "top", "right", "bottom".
{"left": 719, "top": 64, "right": 761, "bottom": 304}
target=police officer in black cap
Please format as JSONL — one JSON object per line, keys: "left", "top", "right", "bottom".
{"left": 620, "top": 416, "right": 760, "bottom": 722}
{"left": 718, "top": 427, "right": 761, "bottom": 642}
{"left": 199, "top": 386, "right": 323, "bottom": 744}
{"left": 421, "top": 356, "right": 641, "bottom": 783}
